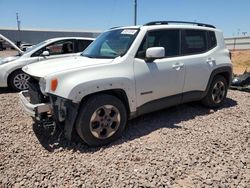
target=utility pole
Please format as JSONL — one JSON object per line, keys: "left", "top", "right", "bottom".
{"left": 16, "top": 13, "right": 21, "bottom": 46}
{"left": 134, "top": 0, "right": 137, "bottom": 25}
{"left": 16, "top": 13, "right": 21, "bottom": 31}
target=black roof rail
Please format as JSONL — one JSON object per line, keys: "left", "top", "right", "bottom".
{"left": 144, "top": 21, "right": 216, "bottom": 28}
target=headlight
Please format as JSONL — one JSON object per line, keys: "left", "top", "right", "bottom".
{"left": 39, "top": 78, "right": 46, "bottom": 93}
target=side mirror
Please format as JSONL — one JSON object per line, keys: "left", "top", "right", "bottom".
{"left": 146, "top": 47, "right": 165, "bottom": 61}
{"left": 41, "top": 50, "right": 50, "bottom": 56}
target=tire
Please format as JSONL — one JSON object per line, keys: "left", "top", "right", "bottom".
{"left": 8, "top": 69, "right": 30, "bottom": 91}
{"left": 76, "top": 94, "right": 127, "bottom": 146}
{"left": 202, "top": 75, "right": 228, "bottom": 108}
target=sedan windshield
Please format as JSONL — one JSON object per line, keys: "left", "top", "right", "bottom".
{"left": 21, "top": 40, "right": 48, "bottom": 55}
{"left": 82, "top": 28, "right": 139, "bottom": 58}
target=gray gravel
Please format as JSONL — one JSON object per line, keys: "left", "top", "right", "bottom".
{"left": 0, "top": 89, "right": 249, "bottom": 188}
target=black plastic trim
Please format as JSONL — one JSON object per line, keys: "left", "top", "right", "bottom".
{"left": 134, "top": 94, "right": 182, "bottom": 118}
{"left": 205, "top": 66, "right": 232, "bottom": 93}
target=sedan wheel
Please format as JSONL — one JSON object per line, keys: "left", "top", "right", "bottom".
{"left": 13, "top": 73, "right": 30, "bottom": 90}
{"left": 9, "top": 70, "right": 30, "bottom": 91}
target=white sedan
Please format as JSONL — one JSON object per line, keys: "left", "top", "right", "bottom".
{"left": 0, "top": 35, "right": 94, "bottom": 91}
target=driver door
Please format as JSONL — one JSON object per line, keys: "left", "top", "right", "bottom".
{"left": 134, "top": 29, "right": 185, "bottom": 108}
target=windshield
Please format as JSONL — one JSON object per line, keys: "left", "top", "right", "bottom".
{"left": 82, "top": 28, "right": 139, "bottom": 58}
{"left": 20, "top": 40, "right": 48, "bottom": 55}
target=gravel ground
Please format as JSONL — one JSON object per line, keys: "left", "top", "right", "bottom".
{"left": 0, "top": 50, "right": 18, "bottom": 58}
{"left": 0, "top": 89, "right": 249, "bottom": 188}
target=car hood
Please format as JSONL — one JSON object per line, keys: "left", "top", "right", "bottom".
{"left": 0, "top": 34, "right": 23, "bottom": 53}
{"left": 23, "top": 56, "right": 115, "bottom": 78}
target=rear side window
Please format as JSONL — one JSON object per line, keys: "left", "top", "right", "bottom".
{"left": 136, "top": 29, "right": 180, "bottom": 59}
{"left": 181, "top": 30, "right": 207, "bottom": 55}
{"left": 207, "top": 31, "right": 217, "bottom": 49}
{"left": 77, "top": 40, "right": 93, "bottom": 52}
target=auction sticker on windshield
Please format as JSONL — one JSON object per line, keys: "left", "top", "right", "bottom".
{"left": 121, "top": 29, "right": 137, "bottom": 35}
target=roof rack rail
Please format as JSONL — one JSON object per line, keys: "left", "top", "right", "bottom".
{"left": 144, "top": 21, "right": 216, "bottom": 28}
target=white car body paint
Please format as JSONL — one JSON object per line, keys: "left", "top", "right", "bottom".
{"left": 22, "top": 24, "right": 232, "bottom": 115}
{"left": 0, "top": 37, "right": 94, "bottom": 88}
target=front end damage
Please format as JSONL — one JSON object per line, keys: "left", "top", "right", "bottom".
{"left": 19, "top": 77, "right": 79, "bottom": 140}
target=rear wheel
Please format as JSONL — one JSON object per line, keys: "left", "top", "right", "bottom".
{"left": 202, "top": 75, "right": 228, "bottom": 108}
{"left": 8, "top": 70, "right": 30, "bottom": 91}
{"left": 76, "top": 94, "right": 127, "bottom": 146}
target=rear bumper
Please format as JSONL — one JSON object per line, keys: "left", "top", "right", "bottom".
{"left": 19, "top": 90, "right": 51, "bottom": 117}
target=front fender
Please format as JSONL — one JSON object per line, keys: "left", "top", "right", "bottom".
{"left": 68, "top": 78, "right": 136, "bottom": 112}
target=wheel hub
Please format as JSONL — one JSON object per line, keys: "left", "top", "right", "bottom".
{"left": 89, "top": 105, "right": 121, "bottom": 139}
{"left": 212, "top": 81, "right": 225, "bottom": 104}
{"left": 13, "top": 73, "right": 30, "bottom": 90}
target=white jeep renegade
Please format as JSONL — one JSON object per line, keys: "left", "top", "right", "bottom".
{"left": 20, "top": 21, "right": 232, "bottom": 146}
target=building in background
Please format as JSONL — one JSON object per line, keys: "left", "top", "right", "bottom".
{"left": 224, "top": 36, "right": 250, "bottom": 50}
{"left": 0, "top": 28, "right": 101, "bottom": 46}
{"left": 1, "top": 27, "right": 250, "bottom": 50}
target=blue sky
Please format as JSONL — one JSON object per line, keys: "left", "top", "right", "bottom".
{"left": 0, "top": 0, "right": 249, "bottom": 37}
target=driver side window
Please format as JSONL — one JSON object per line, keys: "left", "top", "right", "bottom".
{"left": 136, "top": 29, "right": 180, "bottom": 59}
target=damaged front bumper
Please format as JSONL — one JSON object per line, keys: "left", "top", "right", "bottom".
{"left": 19, "top": 90, "right": 51, "bottom": 118}
{"left": 19, "top": 90, "right": 79, "bottom": 140}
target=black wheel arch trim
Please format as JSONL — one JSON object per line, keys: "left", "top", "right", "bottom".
{"left": 204, "top": 66, "right": 232, "bottom": 97}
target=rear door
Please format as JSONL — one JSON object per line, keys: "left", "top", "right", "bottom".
{"left": 181, "top": 29, "right": 216, "bottom": 93}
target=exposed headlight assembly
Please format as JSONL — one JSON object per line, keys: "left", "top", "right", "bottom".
{"left": 39, "top": 78, "right": 47, "bottom": 94}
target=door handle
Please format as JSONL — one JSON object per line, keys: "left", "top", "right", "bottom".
{"left": 172, "top": 63, "right": 184, "bottom": 70}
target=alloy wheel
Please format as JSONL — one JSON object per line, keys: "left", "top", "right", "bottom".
{"left": 212, "top": 81, "right": 226, "bottom": 104}
{"left": 13, "top": 73, "right": 30, "bottom": 90}
{"left": 89, "top": 105, "right": 121, "bottom": 139}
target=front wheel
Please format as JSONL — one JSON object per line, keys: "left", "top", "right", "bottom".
{"left": 8, "top": 70, "right": 30, "bottom": 91}
{"left": 75, "top": 94, "right": 127, "bottom": 146}
{"left": 202, "top": 75, "right": 228, "bottom": 108}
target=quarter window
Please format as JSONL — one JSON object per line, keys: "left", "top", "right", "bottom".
{"left": 207, "top": 31, "right": 217, "bottom": 49}
{"left": 181, "top": 30, "right": 207, "bottom": 55}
